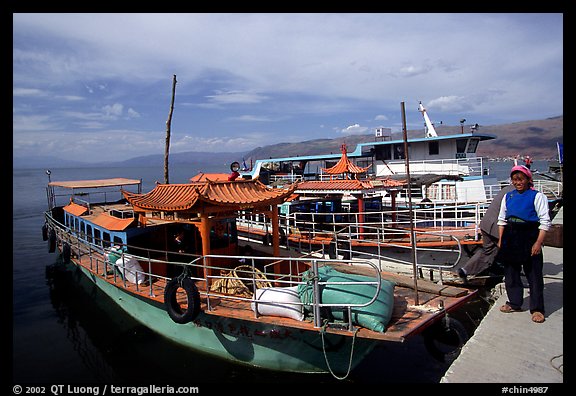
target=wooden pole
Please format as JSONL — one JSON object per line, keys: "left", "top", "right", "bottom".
{"left": 164, "top": 74, "right": 177, "bottom": 184}
{"left": 401, "top": 101, "right": 419, "bottom": 305}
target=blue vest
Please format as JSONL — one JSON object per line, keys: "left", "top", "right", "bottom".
{"left": 505, "top": 189, "right": 539, "bottom": 223}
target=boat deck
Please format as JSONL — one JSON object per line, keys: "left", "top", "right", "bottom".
{"left": 237, "top": 224, "right": 482, "bottom": 249}
{"left": 73, "top": 251, "right": 476, "bottom": 343}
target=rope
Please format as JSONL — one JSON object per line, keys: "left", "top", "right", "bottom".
{"left": 320, "top": 320, "right": 358, "bottom": 381}
{"left": 175, "top": 265, "right": 192, "bottom": 286}
{"left": 550, "top": 353, "right": 563, "bottom": 374}
{"left": 210, "top": 265, "right": 272, "bottom": 297}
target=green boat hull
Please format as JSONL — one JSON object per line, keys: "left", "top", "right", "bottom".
{"left": 76, "top": 263, "right": 377, "bottom": 374}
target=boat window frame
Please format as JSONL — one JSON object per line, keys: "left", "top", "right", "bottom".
{"left": 466, "top": 138, "right": 480, "bottom": 153}
{"left": 86, "top": 224, "right": 93, "bottom": 243}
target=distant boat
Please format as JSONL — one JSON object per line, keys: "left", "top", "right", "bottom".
{"left": 240, "top": 102, "right": 501, "bottom": 206}
{"left": 42, "top": 174, "right": 477, "bottom": 376}
{"left": 236, "top": 103, "right": 506, "bottom": 282}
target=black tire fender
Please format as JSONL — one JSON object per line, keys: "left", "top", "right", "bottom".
{"left": 62, "top": 242, "right": 71, "bottom": 264}
{"left": 423, "top": 315, "right": 469, "bottom": 363}
{"left": 42, "top": 224, "right": 48, "bottom": 241}
{"left": 164, "top": 277, "right": 201, "bottom": 324}
{"left": 48, "top": 228, "right": 56, "bottom": 253}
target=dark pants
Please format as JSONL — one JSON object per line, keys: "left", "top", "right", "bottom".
{"left": 500, "top": 222, "right": 545, "bottom": 314}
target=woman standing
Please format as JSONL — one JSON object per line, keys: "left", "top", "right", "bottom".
{"left": 497, "top": 165, "right": 551, "bottom": 323}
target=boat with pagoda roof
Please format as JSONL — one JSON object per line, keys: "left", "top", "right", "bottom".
{"left": 42, "top": 171, "right": 477, "bottom": 377}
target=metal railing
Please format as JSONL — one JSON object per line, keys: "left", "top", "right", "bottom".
{"left": 44, "top": 211, "right": 385, "bottom": 331}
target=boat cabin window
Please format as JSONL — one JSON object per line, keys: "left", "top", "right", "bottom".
{"left": 456, "top": 138, "right": 468, "bottom": 159}
{"left": 94, "top": 229, "right": 102, "bottom": 246}
{"left": 102, "top": 232, "right": 111, "bottom": 248}
{"left": 428, "top": 141, "right": 439, "bottom": 155}
{"left": 86, "top": 225, "right": 93, "bottom": 243}
{"left": 467, "top": 138, "right": 479, "bottom": 153}
{"left": 374, "top": 145, "right": 391, "bottom": 161}
{"left": 393, "top": 144, "right": 406, "bottom": 159}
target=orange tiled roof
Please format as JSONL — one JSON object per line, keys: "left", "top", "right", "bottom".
{"left": 90, "top": 212, "right": 135, "bottom": 231}
{"left": 297, "top": 177, "right": 406, "bottom": 193}
{"left": 123, "top": 179, "right": 297, "bottom": 212}
{"left": 321, "top": 144, "right": 371, "bottom": 175}
{"left": 297, "top": 180, "right": 373, "bottom": 192}
{"left": 63, "top": 202, "right": 89, "bottom": 216}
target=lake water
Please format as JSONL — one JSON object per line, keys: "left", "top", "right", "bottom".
{"left": 12, "top": 161, "right": 547, "bottom": 385}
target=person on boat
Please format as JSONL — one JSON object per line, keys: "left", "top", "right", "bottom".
{"left": 457, "top": 183, "right": 515, "bottom": 282}
{"left": 523, "top": 155, "right": 533, "bottom": 169}
{"left": 496, "top": 165, "right": 550, "bottom": 323}
{"left": 174, "top": 230, "right": 191, "bottom": 253}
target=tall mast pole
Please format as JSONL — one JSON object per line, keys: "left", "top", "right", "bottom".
{"left": 164, "top": 74, "right": 177, "bottom": 184}
{"left": 401, "top": 101, "right": 419, "bottom": 305}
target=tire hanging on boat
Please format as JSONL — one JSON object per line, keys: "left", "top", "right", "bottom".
{"left": 48, "top": 228, "right": 56, "bottom": 253}
{"left": 62, "top": 242, "right": 71, "bottom": 264}
{"left": 422, "top": 315, "right": 469, "bottom": 363}
{"left": 164, "top": 277, "right": 201, "bottom": 324}
{"left": 42, "top": 224, "right": 48, "bottom": 241}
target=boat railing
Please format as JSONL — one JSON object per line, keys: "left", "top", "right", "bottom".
{"left": 532, "top": 179, "right": 563, "bottom": 200}
{"left": 332, "top": 224, "right": 463, "bottom": 280}
{"left": 47, "top": 186, "right": 133, "bottom": 212}
{"left": 269, "top": 173, "right": 304, "bottom": 184}
{"left": 239, "top": 202, "right": 486, "bottom": 243}
{"left": 45, "top": 212, "right": 385, "bottom": 331}
{"left": 44, "top": 212, "right": 204, "bottom": 295}
{"left": 372, "top": 157, "right": 486, "bottom": 177}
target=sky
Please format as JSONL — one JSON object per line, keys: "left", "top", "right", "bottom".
{"left": 13, "top": 13, "right": 563, "bottom": 163}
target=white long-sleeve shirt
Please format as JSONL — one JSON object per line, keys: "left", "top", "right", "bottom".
{"left": 497, "top": 190, "right": 551, "bottom": 231}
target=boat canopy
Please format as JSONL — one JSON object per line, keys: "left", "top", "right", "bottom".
{"left": 49, "top": 178, "right": 142, "bottom": 189}
{"left": 123, "top": 179, "right": 297, "bottom": 212}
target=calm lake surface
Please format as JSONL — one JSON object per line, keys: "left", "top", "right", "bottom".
{"left": 12, "top": 161, "right": 547, "bottom": 385}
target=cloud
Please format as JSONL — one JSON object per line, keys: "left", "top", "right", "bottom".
{"left": 12, "top": 13, "right": 563, "bottom": 163}
{"left": 102, "top": 103, "right": 124, "bottom": 118}
{"left": 204, "top": 90, "right": 269, "bottom": 106}
{"left": 13, "top": 88, "right": 47, "bottom": 97}
{"left": 227, "top": 115, "right": 275, "bottom": 122}
{"left": 341, "top": 124, "right": 369, "bottom": 135}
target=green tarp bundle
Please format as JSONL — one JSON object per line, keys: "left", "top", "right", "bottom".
{"left": 298, "top": 266, "right": 395, "bottom": 332}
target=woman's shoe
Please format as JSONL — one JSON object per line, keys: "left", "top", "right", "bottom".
{"left": 500, "top": 304, "right": 522, "bottom": 313}
{"left": 531, "top": 312, "right": 545, "bottom": 323}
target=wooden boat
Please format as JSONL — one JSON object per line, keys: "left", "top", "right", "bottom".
{"left": 43, "top": 174, "right": 478, "bottom": 377}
